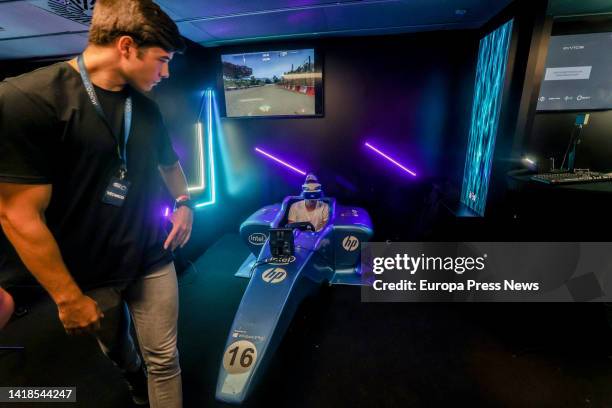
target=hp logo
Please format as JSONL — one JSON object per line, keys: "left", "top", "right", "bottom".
{"left": 342, "top": 236, "right": 360, "bottom": 252}
{"left": 261, "top": 267, "right": 287, "bottom": 284}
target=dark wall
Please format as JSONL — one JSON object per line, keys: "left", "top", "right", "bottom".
{"left": 154, "top": 31, "right": 479, "bottom": 258}
{"left": 525, "top": 16, "right": 612, "bottom": 172}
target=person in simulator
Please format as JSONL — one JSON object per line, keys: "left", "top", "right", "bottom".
{"left": 287, "top": 173, "right": 329, "bottom": 232}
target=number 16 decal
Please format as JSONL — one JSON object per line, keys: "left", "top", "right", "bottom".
{"left": 223, "top": 340, "right": 258, "bottom": 374}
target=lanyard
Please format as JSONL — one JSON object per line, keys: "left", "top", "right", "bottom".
{"left": 77, "top": 54, "right": 132, "bottom": 177}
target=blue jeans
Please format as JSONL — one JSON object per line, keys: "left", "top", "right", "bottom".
{"left": 88, "top": 262, "right": 182, "bottom": 408}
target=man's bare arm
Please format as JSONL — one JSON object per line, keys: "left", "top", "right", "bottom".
{"left": 0, "top": 183, "right": 79, "bottom": 303}
{"left": 158, "top": 162, "right": 194, "bottom": 250}
{"left": 0, "top": 183, "right": 102, "bottom": 332}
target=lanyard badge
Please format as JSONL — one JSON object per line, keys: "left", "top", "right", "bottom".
{"left": 102, "top": 177, "right": 131, "bottom": 207}
{"left": 77, "top": 54, "right": 133, "bottom": 207}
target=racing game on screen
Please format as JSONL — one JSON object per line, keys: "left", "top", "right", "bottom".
{"left": 221, "top": 49, "right": 321, "bottom": 118}
{"left": 537, "top": 32, "right": 612, "bottom": 111}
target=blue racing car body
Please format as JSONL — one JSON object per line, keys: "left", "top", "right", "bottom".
{"left": 215, "top": 195, "right": 373, "bottom": 404}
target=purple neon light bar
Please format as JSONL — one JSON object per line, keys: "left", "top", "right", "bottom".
{"left": 255, "top": 147, "right": 307, "bottom": 175}
{"left": 364, "top": 142, "right": 417, "bottom": 177}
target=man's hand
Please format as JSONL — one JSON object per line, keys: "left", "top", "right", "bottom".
{"left": 57, "top": 294, "right": 104, "bottom": 335}
{"left": 164, "top": 206, "right": 193, "bottom": 251}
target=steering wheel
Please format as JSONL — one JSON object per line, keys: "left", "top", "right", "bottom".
{"left": 285, "top": 221, "right": 316, "bottom": 232}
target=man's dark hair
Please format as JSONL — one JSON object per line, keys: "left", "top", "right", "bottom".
{"left": 89, "top": 0, "right": 185, "bottom": 53}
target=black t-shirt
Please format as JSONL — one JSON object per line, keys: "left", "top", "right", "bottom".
{"left": 95, "top": 84, "right": 129, "bottom": 147}
{"left": 0, "top": 62, "right": 179, "bottom": 290}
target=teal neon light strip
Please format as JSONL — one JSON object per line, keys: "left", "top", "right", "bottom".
{"left": 195, "top": 90, "right": 217, "bottom": 208}
{"left": 460, "top": 19, "right": 513, "bottom": 216}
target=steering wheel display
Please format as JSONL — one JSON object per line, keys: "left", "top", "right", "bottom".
{"left": 285, "top": 221, "right": 316, "bottom": 232}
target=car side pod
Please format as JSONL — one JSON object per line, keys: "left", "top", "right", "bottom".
{"left": 215, "top": 230, "right": 329, "bottom": 404}
{"left": 234, "top": 204, "right": 282, "bottom": 278}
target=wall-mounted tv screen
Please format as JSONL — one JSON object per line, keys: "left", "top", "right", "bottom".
{"left": 537, "top": 32, "right": 612, "bottom": 111}
{"left": 220, "top": 48, "right": 323, "bottom": 118}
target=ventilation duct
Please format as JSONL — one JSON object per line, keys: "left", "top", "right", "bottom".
{"left": 29, "top": 0, "right": 96, "bottom": 25}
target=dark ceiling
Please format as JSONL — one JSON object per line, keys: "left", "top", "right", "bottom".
{"left": 0, "top": 0, "right": 610, "bottom": 60}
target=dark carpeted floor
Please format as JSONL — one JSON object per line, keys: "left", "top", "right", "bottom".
{"left": 2, "top": 234, "right": 612, "bottom": 407}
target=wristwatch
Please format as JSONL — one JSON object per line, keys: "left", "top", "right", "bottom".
{"left": 175, "top": 195, "right": 195, "bottom": 210}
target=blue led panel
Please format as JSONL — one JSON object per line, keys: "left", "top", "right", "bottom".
{"left": 461, "top": 19, "right": 514, "bottom": 216}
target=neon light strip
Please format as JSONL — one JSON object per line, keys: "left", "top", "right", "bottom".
{"left": 364, "top": 142, "right": 416, "bottom": 176}
{"left": 196, "top": 90, "right": 216, "bottom": 208}
{"left": 254, "top": 147, "right": 307, "bottom": 175}
{"left": 187, "top": 121, "right": 206, "bottom": 192}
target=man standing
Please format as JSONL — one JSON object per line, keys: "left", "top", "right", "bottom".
{"left": 0, "top": 1, "right": 191, "bottom": 406}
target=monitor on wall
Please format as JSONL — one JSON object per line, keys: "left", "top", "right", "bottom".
{"left": 537, "top": 32, "right": 612, "bottom": 112}
{"left": 220, "top": 48, "right": 323, "bottom": 118}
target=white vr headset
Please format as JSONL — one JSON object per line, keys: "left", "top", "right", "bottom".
{"left": 301, "top": 182, "right": 323, "bottom": 200}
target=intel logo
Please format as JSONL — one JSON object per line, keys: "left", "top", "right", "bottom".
{"left": 248, "top": 233, "right": 268, "bottom": 246}
{"left": 269, "top": 256, "right": 296, "bottom": 265}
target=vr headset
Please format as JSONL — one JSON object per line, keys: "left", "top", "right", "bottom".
{"left": 301, "top": 182, "right": 323, "bottom": 200}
